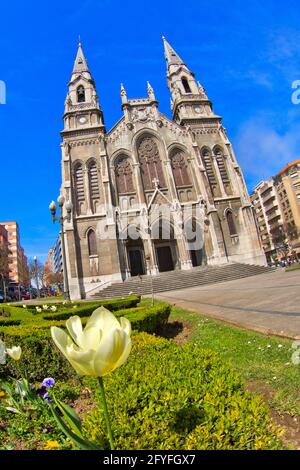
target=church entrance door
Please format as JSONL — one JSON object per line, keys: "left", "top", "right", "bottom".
{"left": 190, "top": 249, "right": 203, "bottom": 267}
{"left": 156, "top": 245, "right": 174, "bottom": 272}
{"left": 128, "top": 249, "right": 145, "bottom": 276}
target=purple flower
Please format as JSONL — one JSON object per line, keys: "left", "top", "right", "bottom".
{"left": 36, "top": 385, "right": 47, "bottom": 397}
{"left": 42, "top": 378, "right": 55, "bottom": 388}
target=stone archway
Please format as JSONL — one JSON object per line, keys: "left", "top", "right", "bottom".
{"left": 151, "top": 219, "right": 179, "bottom": 272}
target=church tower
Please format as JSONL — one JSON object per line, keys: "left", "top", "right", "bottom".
{"left": 60, "top": 42, "right": 122, "bottom": 299}
{"left": 163, "top": 36, "right": 264, "bottom": 266}
{"left": 163, "top": 36, "right": 216, "bottom": 125}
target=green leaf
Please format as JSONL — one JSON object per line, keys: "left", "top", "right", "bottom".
{"left": 50, "top": 405, "right": 102, "bottom": 450}
{"left": 52, "top": 395, "right": 82, "bottom": 436}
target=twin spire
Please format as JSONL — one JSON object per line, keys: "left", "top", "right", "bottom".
{"left": 70, "top": 36, "right": 205, "bottom": 104}
{"left": 72, "top": 35, "right": 186, "bottom": 77}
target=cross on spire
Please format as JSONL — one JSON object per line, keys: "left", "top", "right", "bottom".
{"left": 152, "top": 178, "right": 160, "bottom": 189}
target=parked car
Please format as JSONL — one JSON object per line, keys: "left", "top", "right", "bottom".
{"left": 6, "top": 285, "right": 20, "bottom": 301}
{"left": 20, "top": 291, "right": 31, "bottom": 301}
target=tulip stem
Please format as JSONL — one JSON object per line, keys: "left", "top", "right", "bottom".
{"left": 98, "top": 377, "right": 114, "bottom": 450}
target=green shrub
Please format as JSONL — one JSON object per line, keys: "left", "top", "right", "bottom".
{"left": 0, "top": 318, "right": 21, "bottom": 326}
{"left": 114, "top": 303, "right": 170, "bottom": 333}
{"left": 42, "top": 296, "right": 141, "bottom": 321}
{"left": 1, "top": 331, "right": 75, "bottom": 381}
{"left": 83, "top": 333, "right": 282, "bottom": 450}
{"left": 0, "top": 301, "right": 171, "bottom": 381}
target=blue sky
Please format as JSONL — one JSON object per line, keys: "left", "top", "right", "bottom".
{"left": 1, "top": 0, "right": 300, "bottom": 262}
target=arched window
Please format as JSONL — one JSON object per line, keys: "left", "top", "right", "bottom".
{"left": 170, "top": 149, "right": 191, "bottom": 187}
{"left": 137, "top": 136, "right": 166, "bottom": 190}
{"left": 88, "top": 161, "right": 100, "bottom": 200}
{"left": 77, "top": 85, "right": 85, "bottom": 103}
{"left": 214, "top": 147, "right": 230, "bottom": 184}
{"left": 74, "top": 163, "right": 85, "bottom": 213}
{"left": 226, "top": 210, "right": 237, "bottom": 236}
{"left": 87, "top": 229, "right": 97, "bottom": 256}
{"left": 201, "top": 149, "right": 217, "bottom": 186}
{"left": 115, "top": 156, "right": 135, "bottom": 194}
{"left": 182, "top": 77, "right": 192, "bottom": 93}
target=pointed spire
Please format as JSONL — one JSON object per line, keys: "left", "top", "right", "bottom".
{"left": 72, "top": 40, "right": 90, "bottom": 74}
{"left": 147, "top": 81, "right": 155, "bottom": 101}
{"left": 162, "top": 35, "right": 185, "bottom": 68}
{"left": 120, "top": 83, "right": 127, "bottom": 104}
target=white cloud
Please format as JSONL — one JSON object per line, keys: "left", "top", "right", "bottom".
{"left": 234, "top": 116, "right": 300, "bottom": 190}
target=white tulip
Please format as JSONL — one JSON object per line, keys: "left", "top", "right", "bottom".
{"left": 6, "top": 346, "right": 22, "bottom": 361}
{"left": 51, "top": 307, "right": 131, "bottom": 377}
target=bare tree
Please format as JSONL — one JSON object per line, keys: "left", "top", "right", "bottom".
{"left": 28, "top": 258, "right": 45, "bottom": 288}
{"left": 44, "top": 271, "right": 63, "bottom": 288}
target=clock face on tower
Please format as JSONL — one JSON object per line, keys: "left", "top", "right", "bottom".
{"left": 78, "top": 115, "right": 88, "bottom": 124}
{"left": 194, "top": 106, "right": 201, "bottom": 114}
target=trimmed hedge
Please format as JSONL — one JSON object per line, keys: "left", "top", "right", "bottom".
{"left": 0, "top": 302, "right": 171, "bottom": 381}
{"left": 42, "top": 296, "right": 141, "bottom": 321}
{"left": 0, "top": 318, "right": 21, "bottom": 327}
{"left": 114, "top": 303, "right": 170, "bottom": 333}
{"left": 83, "top": 333, "right": 282, "bottom": 450}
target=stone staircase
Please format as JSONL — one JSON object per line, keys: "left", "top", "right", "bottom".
{"left": 90, "top": 263, "right": 274, "bottom": 300}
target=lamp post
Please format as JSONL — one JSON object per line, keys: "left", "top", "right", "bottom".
{"left": 49, "top": 195, "right": 73, "bottom": 301}
{"left": 145, "top": 254, "right": 154, "bottom": 306}
{"left": 33, "top": 255, "right": 40, "bottom": 299}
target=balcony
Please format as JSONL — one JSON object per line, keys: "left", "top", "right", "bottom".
{"left": 262, "top": 192, "right": 275, "bottom": 205}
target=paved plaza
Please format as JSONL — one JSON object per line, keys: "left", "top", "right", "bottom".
{"left": 156, "top": 269, "right": 300, "bottom": 339}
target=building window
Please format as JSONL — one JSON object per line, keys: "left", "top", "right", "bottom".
{"left": 182, "top": 77, "right": 192, "bottom": 93}
{"left": 214, "top": 148, "right": 230, "bottom": 184}
{"left": 88, "top": 161, "right": 100, "bottom": 207}
{"left": 226, "top": 210, "right": 237, "bottom": 236}
{"left": 115, "top": 156, "right": 135, "bottom": 194}
{"left": 170, "top": 149, "right": 191, "bottom": 187}
{"left": 201, "top": 149, "right": 217, "bottom": 187}
{"left": 74, "top": 163, "right": 85, "bottom": 214}
{"left": 77, "top": 85, "right": 85, "bottom": 103}
{"left": 137, "top": 136, "right": 166, "bottom": 190}
{"left": 87, "top": 229, "right": 97, "bottom": 256}
{"left": 290, "top": 172, "right": 298, "bottom": 178}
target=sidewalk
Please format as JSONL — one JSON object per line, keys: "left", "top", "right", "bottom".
{"left": 155, "top": 269, "right": 300, "bottom": 339}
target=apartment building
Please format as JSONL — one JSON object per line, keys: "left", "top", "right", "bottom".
{"left": 251, "top": 159, "right": 300, "bottom": 262}
{"left": 274, "top": 159, "right": 300, "bottom": 257}
{"left": 0, "top": 224, "right": 9, "bottom": 283}
{"left": 0, "top": 221, "right": 29, "bottom": 285}
{"left": 251, "top": 179, "right": 284, "bottom": 263}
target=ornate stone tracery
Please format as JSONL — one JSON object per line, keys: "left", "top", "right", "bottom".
{"left": 170, "top": 149, "right": 191, "bottom": 187}
{"left": 137, "top": 137, "right": 166, "bottom": 190}
{"left": 115, "top": 156, "right": 135, "bottom": 194}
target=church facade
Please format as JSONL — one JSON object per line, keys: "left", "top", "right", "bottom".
{"left": 59, "top": 38, "right": 265, "bottom": 299}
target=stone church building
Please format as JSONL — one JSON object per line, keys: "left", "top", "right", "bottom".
{"left": 59, "top": 37, "right": 265, "bottom": 299}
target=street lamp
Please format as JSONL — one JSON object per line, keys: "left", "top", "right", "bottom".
{"left": 49, "top": 195, "right": 73, "bottom": 301}
{"left": 145, "top": 254, "right": 154, "bottom": 306}
{"left": 33, "top": 255, "right": 40, "bottom": 299}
